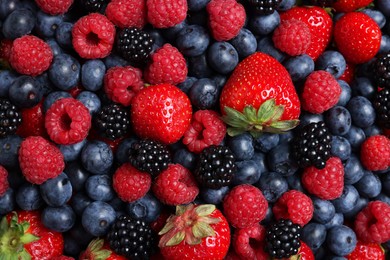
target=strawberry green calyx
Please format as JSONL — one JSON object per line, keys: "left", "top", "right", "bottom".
{"left": 80, "top": 238, "right": 111, "bottom": 260}
{"left": 158, "top": 204, "right": 221, "bottom": 247}
{"left": 221, "top": 99, "right": 300, "bottom": 138}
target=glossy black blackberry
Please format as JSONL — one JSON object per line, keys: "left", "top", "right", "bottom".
{"left": 246, "top": 0, "right": 282, "bottom": 15}
{"left": 374, "top": 88, "right": 390, "bottom": 129}
{"left": 373, "top": 52, "right": 390, "bottom": 89}
{"left": 309, "top": 0, "right": 336, "bottom": 7}
{"left": 107, "top": 215, "right": 156, "bottom": 260}
{"left": 79, "top": 0, "right": 107, "bottom": 13}
{"left": 129, "top": 139, "right": 171, "bottom": 177}
{"left": 194, "top": 145, "right": 236, "bottom": 189}
{"left": 266, "top": 219, "right": 302, "bottom": 259}
{"left": 116, "top": 28, "right": 154, "bottom": 64}
{"left": 292, "top": 121, "right": 332, "bottom": 169}
{"left": 94, "top": 103, "right": 130, "bottom": 140}
{"left": 0, "top": 98, "right": 22, "bottom": 138}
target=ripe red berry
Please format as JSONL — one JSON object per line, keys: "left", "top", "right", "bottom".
{"left": 346, "top": 241, "right": 385, "bottom": 260}
{"left": 360, "top": 135, "right": 390, "bottom": 171}
{"left": 16, "top": 100, "right": 48, "bottom": 138}
{"left": 233, "top": 223, "right": 266, "bottom": 260}
{"left": 105, "top": 0, "right": 147, "bottom": 29}
{"left": 35, "top": 0, "right": 73, "bottom": 15}
{"left": 147, "top": 0, "right": 187, "bottom": 28}
{"left": 0, "top": 165, "right": 9, "bottom": 196}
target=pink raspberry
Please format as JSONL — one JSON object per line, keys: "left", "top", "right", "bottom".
{"left": 35, "top": 0, "right": 73, "bottom": 15}
{"left": 104, "top": 66, "right": 144, "bottom": 107}
{"left": 9, "top": 35, "right": 53, "bottom": 76}
{"left": 144, "top": 44, "right": 187, "bottom": 85}
{"left": 72, "top": 13, "right": 116, "bottom": 59}
{"left": 223, "top": 184, "right": 268, "bottom": 228}
{"left": 147, "top": 0, "right": 187, "bottom": 28}
{"left": 273, "top": 190, "right": 314, "bottom": 226}
{"left": 0, "top": 165, "right": 9, "bottom": 196}
{"left": 233, "top": 223, "right": 266, "bottom": 260}
{"left": 207, "top": 0, "right": 246, "bottom": 41}
{"left": 105, "top": 0, "right": 146, "bottom": 29}
{"left": 360, "top": 135, "right": 390, "bottom": 171}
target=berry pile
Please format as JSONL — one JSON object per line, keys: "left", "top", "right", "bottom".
{"left": 0, "top": 0, "right": 390, "bottom": 259}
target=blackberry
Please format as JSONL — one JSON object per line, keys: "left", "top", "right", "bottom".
{"left": 94, "top": 103, "right": 130, "bottom": 140}
{"left": 373, "top": 52, "right": 390, "bottom": 89}
{"left": 129, "top": 139, "right": 171, "bottom": 177}
{"left": 79, "top": 0, "right": 107, "bottom": 13}
{"left": 194, "top": 145, "right": 236, "bottom": 189}
{"left": 292, "top": 121, "right": 332, "bottom": 169}
{"left": 309, "top": 0, "right": 337, "bottom": 7}
{"left": 116, "top": 28, "right": 154, "bottom": 65}
{"left": 246, "top": 0, "right": 282, "bottom": 15}
{"left": 0, "top": 98, "right": 22, "bottom": 138}
{"left": 266, "top": 219, "right": 302, "bottom": 259}
{"left": 107, "top": 215, "right": 156, "bottom": 260}
{"left": 373, "top": 88, "right": 390, "bottom": 129}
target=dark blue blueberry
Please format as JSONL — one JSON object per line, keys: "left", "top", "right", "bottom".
{"left": 312, "top": 197, "right": 336, "bottom": 224}
{"left": 81, "top": 59, "right": 106, "bottom": 91}
{"left": 19, "top": 0, "right": 38, "bottom": 14}
{"left": 333, "top": 12, "right": 345, "bottom": 22}
{"left": 277, "top": 0, "right": 295, "bottom": 11}
{"left": 350, "top": 77, "right": 375, "bottom": 100}
{"left": 324, "top": 106, "right": 351, "bottom": 136}
{"left": 8, "top": 75, "right": 44, "bottom": 108}
{"left": 0, "top": 188, "right": 14, "bottom": 215}
{"left": 200, "top": 186, "right": 229, "bottom": 205}
{"left": 43, "top": 91, "right": 72, "bottom": 112}
{"left": 177, "top": 77, "right": 197, "bottom": 94}
{"left": 227, "top": 133, "right": 254, "bottom": 161}
{"left": 40, "top": 172, "right": 73, "bottom": 207}
{"left": 59, "top": 139, "right": 87, "bottom": 162}
{"left": 103, "top": 53, "right": 129, "bottom": 69}
{"left": 0, "top": 70, "right": 17, "bottom": 97}
{"left": 45, "top": 38, "right": 63, "bottom": 57}
{"left": 354, "top": 170, "right": 382, "bottom": 198}
{"left": 278, "top": 130, "right": 294, "bottom": 143}
{"left": 126, "top": 192, "right": 162, "bottom": 223}
{"left": 324, "top": 212, "right": 344, "bottom": 230}
{"left": 361, "top": 9, "right": 386, "bottom": 28}
{"left": 267, "top": 143, "right": 298, "bottom": 176}
{"left": 85, "top": 174, "right": 115, "bottom": 202}
{"left": 336, "top": 80, "right": 351, "bottom": 107}
{"left": 299, "top": 112, "right": 324, "bottom": 128}
{"left": 188, "top": 0, "right": 210, "bottom": 11}
{"left": 189, "top": 78, "right": 219, "bottom": 110}
{"left": 0, "top": 0, "right": 20, "bottom": 19}
{"left": 64, "top": 161, "right": 90, "bottom": 192}
{"left": 342, "top": 125, "right": 366, "bottom": 151}
{"left": 16, "top": 183, "right": 43, "bottom": 211}
{"left": 67, "top": 222, "right": 95, "bottom": 249}
{"left": 382, "top": 171, "right": 390, "bottom": 196}
{"left": 173, "top": 147, "right": 197, "bottom": 171}
{"left": 63, "top": 234, "right": 83, "bottom": 257}
{"left": 176, "top": 25, "right": 210, "bottom": 57}
{"left": 326, "top": 225, "right": 357, "bottom": 256}
{"left": 331, "top": 185, "right": 359, "bottom": 214}
{"left": 42, "top": 204, "right": 76, "bottom": 232}
{"left": 316, "top": 51, "right": 346, "bottom": 78}
{"left": 76, "top": 91, "right": 101, "bottom": 115}
{"left": 233, "top": 160, "right": 262, "bottom": 185}
{"left": 188, "top": 53, "right": 215, "bottom": 78}
{"left": 283, "top": 54, "right": 314, "bottom": 82}
{"left": 144, "top": 28, "right": 165, "bottom": 51}
{"left": 302, "top": 223, "right": 327, "bottom": 251}
{"left": 230, "top": 28, "right": 257, "bottom": 59}
{"left": 2, "top": 8, "right": 35, "bottom": 39}
{"left": 344, "top": 154, "right": 365, "bottom": 185}
{"left": 36, "top": 71, "right": 56, "bottom": 95}
{"left": 71, "top": 192, "right": 92, "bottom": 216}
{"left": 250, "top": 11, "right": 280, "bottom": 35}
{"left": 330, "top": 135, "right": 351, "bottom": 161}
{"left": 7, "top": 170, "right": 24, "bottom": 190}
{"left": 35, "top": 10, "right": 63, "bottom": 38}
{"left": 207, "top": 41, "right": 239, "bottom": 75}
{"left": 115, "top": 137, "right": 138, "bottom": 165}
{"left": 254, "top": 133, "right": 279, "bottom": 153}
{"left": 346, "top": 96, "right": 375, "bottom": 128}
{"left": 355, "top": 59, "right": 375, "bottom": 79}
{"left": 343, "top": 196, "right": 368, "bottom": 220}
{"left": 379, "top": 35, "right": 390, "bottom": 54}
{"left": 252, "top": 152, "right": 269, "bottom": 174}
{"left": 82, "top": 201, "right": 116, "bottom": 236}
{"left": 378, "top": 0, "right": 390, "bottom": 17}
{"left": 256, "top": 171, "right": 288, "bottom": 203}
{"left": 49, "top": 53, "right": 80, "bottom": 90}
{"left": 374, "top": 193, "right": 390, "bottom": 205}
{"left": 211, "top": 74, "right": 227, "bottom": 90}
{"left": 261, "top": 205, "right": 274, "bottom": 225}
{"left": 0, "top": 135, "right": 22, "bottom": 169}
{"left": 81, "top": 140, "right": 114, "bottom": 175}
{"left": 162, "top": 20, "right": 188, "bottom": 41}
{"left": 257, "top": 37, "right": 285, "bottom": 63}
{"left": 108, "top": 196, "right": 125, "bottom": 213}
{"left": 286, "top": 173, "right": 305, "bottom": 192}
{"left": 55, "top": 22, "right": 73, "bottom": 49}
{"left": 363, "top": 125, "right": 383, "bottom": 137}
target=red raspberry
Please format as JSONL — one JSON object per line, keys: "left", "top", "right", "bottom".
{"left": 45, "top": 98, "right": 91, "bottom": 145}
{"left": 106, "top": 0, "right": 146, "bottom": 29}
{"left": 104, "top": 66, "right": 144, "bottom": 106}
{"left": 233, "top": 223, "right": 266, "bottom": 260}
{"left": 360, "top": 135, "right": 390, "bottom": 171}
{"left": 273, "top": 190, "right": 314, "bottom": 226}
{"left": 19, "top": 136, "right": 65, "bottom": 184}
{"left": 346, "top": 241, "right": 385, "bottom": 260}
{"left": 35, "top": 0, "right": 73, "bottom": 15}
{"left": 72, "top": 13, "right": 116, "bottom": 59}
{"left": 182, "top": 110, "right": 226, "bottom": 153}
{"left": 301, "top": 70, "right": 342, "bottom": 114}
{"left": 206, "top": 0, "right": 246, "bottom": 41}
{"left": 9, "top": 35, "right": 53, "bottom": 76}
{"left": 223, "top": 184, "right": 268, "bottom": 228}
{"left": 0, "top": 39, "right": 13, "bottom": 62}
{"left": 146, "top": 0, "right": 187, "bottom": 28}
{"left": 16, "top": 100, "right": 47, "bottom": 138}
{"left": 273, "top": 19, "right": 311, "bottom": 56}
{"left": 354, "top": 201, "right": 390, "bottom": 244}
{"left": 144, "top": 44, "right": 187, "bottom": 85}
{"left": 152, "top": 164, "right": 199, "bottom": 205}
{"left": 302, "top": 157, "right": 344, "bottom": 200}
{"left": 0, "top": 165, "right": 9, "bottom": 196}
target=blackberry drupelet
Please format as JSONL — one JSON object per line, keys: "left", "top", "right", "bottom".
{"left": 373, "top": 52, "right": 390, "bottom": 89}
{"left": 292, "top": 121, "right": 332, "bottom": 169}
{"left": 94, "top": 103, "right": 130, "bottom": 140}
{"left": 309, "top": 0, "right": 337, "bottom": 7}
{"left": 107, "top": 215, "right": 156, "bottom": 260}
{"left": 79, "top": 0, "right": 107, "bottom": 13}
{"left": 194, "top": 145, "right": 237, "bottom": 189}
{"left": 373, "top": 88, "right": 390, "bottom": 129}
{"left": 0, "top": 98, "right": 22, "bottom": 138}
{"left": 246, "top": 0, "right": 282, "bottom": 15}
{"left": 266, "top": 219, "right": 302, "bottom": 259}
{"left": 116, "top": 28, "right": 154, "bottom": 64}
{"left": 129, "top": 139, "right": 171, "bottom": 177}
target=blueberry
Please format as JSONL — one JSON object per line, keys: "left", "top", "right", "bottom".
{"left": 324, "top": 106, "right": 351, "bottom": 136}
{"left": 363, "top": 125, "right": 383, "bottom": 137}
{"left": 330, "top": 135, "right": 351, "bottom": 161}
{"left": 324, "top": 212, "right": 344, "bottom": 229}
{"left": 361, "top": 9, "right": 386, "bottom": 28}
{"left": 350, "top": 77, "right": 375, "bottom": 100}
{"left": 261, "top": 205, "right": 274, "bottom": 225}
{"left": 250, "top": 11, "right": 280, "bottom": 35}
{"left": 326, "top": 225, "right": 357, "bottom": 256}
{"left": 162, "top": 20, "right": 187, "bottom": 41}
{"left": 379, "top": 34, "right": 390, "bottom": 54}
{"left": 188, "top": 53, "right": 215, "bottom": 78}
{"left": 46, "top": 38, "right": 63, "bottom": 57}
{"left": 36, "top": 71, "right": 56, "bottom": 95}
{"left": 354, "top": 171, "right": 382, "bottom": 198}
{"left": 189, "top": 78, "right": 219, "bottom": 110}
{"left": 43, "top": 91, "right": 72, "bottom": 112}
{"left": 0, "top": 0, "right": 20, "bottom": 19}
{"left": 200, "top": 186, "right": 229, "bottom": 205}
{"left": 315, "top": 51, "right": 346, "bottom": 78}
{"left": 48, "top": 53, "right": 80, "bottom": 90}
{"left": 35, "top": 10, "right": 63, "bottom": 38}
{"left": 63, "top": 234, "right": 83, "bottom": 257}
{"left": 67, "top": 222, "right": 94, "bottom": 249}
{"left": 382, "top": 171, "right": 390, "bottom": 196}
{"left": 286, "top": 173, "right": 305, "bottom": 192}
{"left": 331, "top": 185, "right": 359, "bottom": 214}
{"left": 230, "top": 28, "right": 257, "bottom": 59}
{"left": 312, "top": 197, "right": 336, "bottom": 224}
{"left": 173, "top": 147, "right": 197, "bottom": 171}
{"left": 278, "top": 130, "right": 294, "bottom": 143}
{"left": 115, "top": 137, "right": 138, "bottom": 165}
{"left": 252, "top": 152, "right": 269, "bottom": 174}
{"left": 375, "top": 193, "right": 390, "bottom": 205}
{"left": 126, "top": 192, "right": 162, "bottom": 223}
{"left": 7, "top": 170, "right": 24, "bottom": 190}
{"left": 336, "top": 80, "right": 351, "bottom": 107}
{"left": 207, "top": 41, "right": 239, "bottom": 75}
{"left": 81, "top": 140, "right": 114, "bottom": 175}
{"left": 81, "top": 59, "right": 106, "bottom": 91}
{"left": 343, "top": 154, "right": 365, "bottom": 185}
{"left": 144, "top": 28, "right": 165, "bottom": 50}
{"left": 0, "top": 70, "right": 17, "bottom": 97}
{"left": 301, "top": 223, "right": 327, "bottom": 251}
{"left": 278, "top": 0, "right": 295, "bottom": 11}
{"left": 71, "top": 192, "right": 92, "bottom": 216}
{"left": 188, "top": 0, "right": 210, "bottom": 11}
{"left": 64, "top": 161, "right": 90, "bottom": 192}
{"left": 16, "top": 183, "right": 43, "bottom": 211}
{"left": 8, "top": 75, "right": 44, "bottom": 108}
{"left": 82, "top": 201, "right": 116, "bottom": 236}
{"left": 267, "top": 143, "right": 298, "bottom": 176}
{"left": 343, "top": 196, "right": 368, "bottom": 219}
{"left": 176, "top": 25, "right": 210, "bottom": 57}
{"left": 59, "top": 139, "right": 87, "bottom": 162}
{"left": 0, "top": 135, "right": 22, "bottom": 169}
{"left": 55, "top": 22, "right": 73, "bottom": 49}
{"left": 85, "top": 174, "right": 115, "bottom": 202}
{"left": 346, "top": 96, "right": 375, "bottom": 128}
{"left": 283, "top": 54, "right": 314, "bottom": 82}
{"left": 256, "top": 171, "right": 288, "bottom": 203}
{"left": 108, "top": 196, "right": 126, "bottom": 213}
{"left": 2, "top": 8, "right": 35, "bottom": 39}
{"left": 103, "top": 53, "right": 129, "bottom": 69}
{"left": 0, "top": 188, "right": 14, "bottom": 215}
{"left": 76, "top": 91, "right": 101, "bottom": 115}
{"left": 342, "top": 125, "right": 366, "bottom": 151}
{"left": 227, "top": 133, "right": 254, "bottom": 161}
{"left": 257, "top": 37, "right": 285, "bottom": 63}
{"left": 233, "top": 160, "right": 262, "bottom": 185}
{"left": 177, "top": 77, "right": 197, "bottom": 95}
{"left": 377, "top": 0, "right": 390, "bottom": 17}
{"left": 42, "top": 204, "right": 76, "bottom": 232}
{"left": 40, "top": 172, "right": 73, "bottom": 207}
{"left": 254, "top": 133, "right": 279, "bottom": 153}
{"left": 211, "top": 74, "right": 227, "bottom": 89}
{"left": 299, "top": 112, "right": 324, "bottom": 128}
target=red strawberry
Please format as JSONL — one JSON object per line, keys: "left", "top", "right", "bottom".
{"left": 158, "top": 204, "right": 230, "bottom": 260}
{"left": 333, "top": 0, "right": 373, "bottom": 12}
{"left": 0, "top": 211, "right": 63, "bottom": 259}
{"left": 220, "top": 52, "right": 300, "bottom": 137}
{"left": 294, "top": 241, "right": 315, "bottom": 260}
{"left": 346, "top": 241, "right": 385, "bottom": 260}
{"left": 16, "top": 100, "right": 47, "bottom": 138}
{"left": 280, "top": 6, "right": 333, "bottom": 61}
{"left": 79, "top": 238, "right": 126, "bottom": 260}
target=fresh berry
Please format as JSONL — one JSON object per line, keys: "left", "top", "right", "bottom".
{"left": 79, "top": 238, "right": 127, "bottom": 260}
{"left": 0, "top": 98, "right": 21, "bottom": 138}
{"left": 372, "top": 53, "right": 390, "bottom": 89}
{"left": 233, "top": 223, "right": 266, "bottom": 260}
{"left": 16, "top": 100, "right": 47, "bottom": 138}
{"left": 104, "top": 66, "right": 144, "bottom": 106}
{"left": 360, "top": 135, "right": 390, "bottom": 171}
{"left": 373, "top": 88, "right": 390, "bottom": 128}
{"left": 112, "top": 163, "right": 151, "bottom": 203}
{"left": 333, "top": 0, "right": 373, "bottom": 12}
{"left": 0, "top": 165, "right": 9, "bottom": 196}
{"left": 19, "top": 136, "right": 65, "bottom": 184}
{"left": 339, "top": 63, "right": 355, "bottom": 84}
{"left": 147, "top": 0, "right": 187, "bottom": 28}
{"left": 246, "top": 0, "right": 282, "bottom": 14}
{"left": 72, "top": 13, "right": 116, "bottom": 59}
{"left": 51, "top": 256, "right": 74, "bottom": 260}
{"left": 346, "top": 241, "right": 385, "bottom": 260}
{"left": 79, "top": 0, "right": 107, "bottom": 13}
{"left": 106, "top": 0, "right": 146, "bottom": 28}
{"left": 223, "top": 184, "right": 268, "bottom": 228}
{"left": 152, "top": 164, "right": 199, "bottom": 205}
{"left": 9, "top": 35, "right": 53, "bottom": 76}
{"left": 206, "top": 0, "right": 246, "bottom": 41}
{"left": 35, "top": 0, "right": 74, "bottom": 15}
{"left": 302, "top": 157, "right": 344, "bottom": 200}
{"left": 0, "top": 39, "right": 13, "bottom": 63}
{"left": 94, "top": 103, "right": 130, "bottom": 140}
{"left": 144, "top": 44, "right": 187, "bottom": 85}
{"left": 273, "top": 190, "right": 314, "bottom": 226}
{"left": 310, "top": 0, "right": 336, "bottom": 7}
{"left": 130, "top": 83, "right": 192, "bottom": 144}
{"left": 158, "top": 204, "right": 230, "bottom": 260}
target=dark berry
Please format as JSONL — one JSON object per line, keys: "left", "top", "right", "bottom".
{"left": 373, "top": 52, "right": 390, "bottom": 89}
{"left": 373, "top": 88, "right": 390, "bottom": 129}
{"left": 0, "top": 98, "right": 22, "bottom": 138}
{"left": 94, "top": 103, "right": 130, "bottom": 140}
{"left": 79, "top": 0, "right": 107, "bottom": 13}
{"left": 246, "top": 0, "right": 282, "bottom": 15}
{"left": 309, "top": 0, "right": 336, "bottom": 7}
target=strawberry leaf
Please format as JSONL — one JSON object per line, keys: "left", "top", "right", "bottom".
{"left": 195, "top": 205, "right": 215, "bottom": 217}
{"left": 166, "top": 231, "right": 185, "bottom": 246}
{"left": 226, "top": 127, "right": 246, "bottom": 137}
{"left": 243, "top": 106, "right": 257, "bottom": 122}
{"left": 257, "top": 99, "right": 276, "bottom": 122}
{"left": 192, "top": 222, "right": 215, "bottom": 239}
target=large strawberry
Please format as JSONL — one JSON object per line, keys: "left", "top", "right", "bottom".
{"left": 333, "top": 0, "right": 373, "bottom": 13}
{"left": 0, "top": 211, "right": 63, "bottom": 259}
{"left": 79, "top": 238, "right": 126, "bottom": 260}
{"left": 219, "top": 52, "right": 300, "bottom": 137}
{"left": 346, "top": 241, "right": 385, "bottom": 260}
{"left": 158, "top": 204, "right": 230, "bottom": 260}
